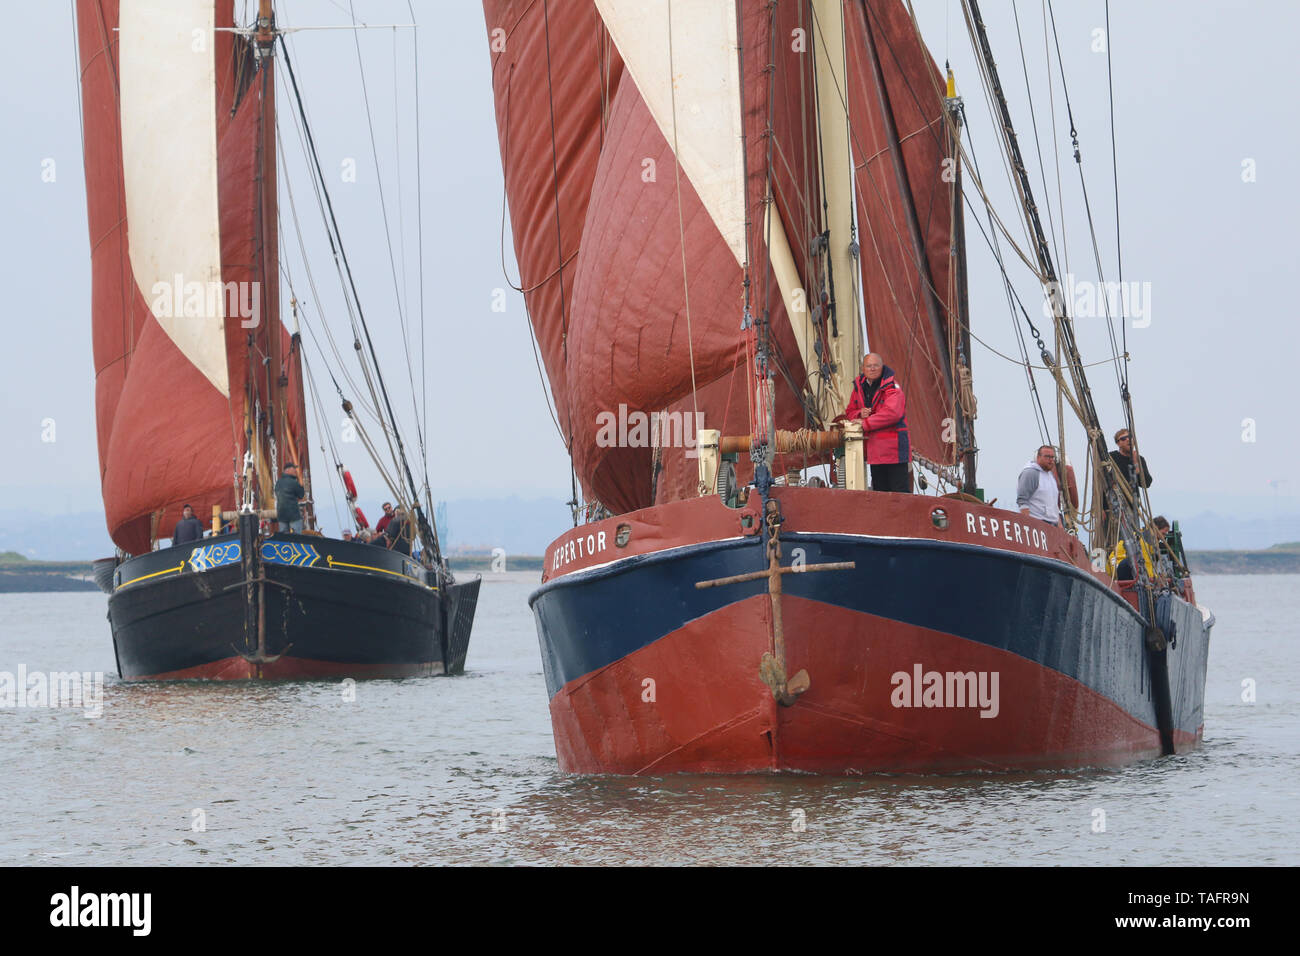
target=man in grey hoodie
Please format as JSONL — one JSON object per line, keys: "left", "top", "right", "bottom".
{"left": 1016, "top": 446, "right": 1061, "bottom": 526}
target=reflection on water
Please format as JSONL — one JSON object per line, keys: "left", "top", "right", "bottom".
{"left": 0, "top": 572, "right": 1296, "bottom": 865}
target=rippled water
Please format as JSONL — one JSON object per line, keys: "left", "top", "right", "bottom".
{"left": 0, "top": 572, "right": 1295, "bottom": 865}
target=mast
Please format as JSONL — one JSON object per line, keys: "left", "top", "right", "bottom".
{"left": 237, "top": 0, "right": 306, "bottom": 522}
{"left": 944, "top": 68, "right": 978, "bottom": 494}
{"left": 254, "top": 0, "right": 281, "bottom": 511}
{"left": 754, "top": 0, "right": 778, "bottom": 490}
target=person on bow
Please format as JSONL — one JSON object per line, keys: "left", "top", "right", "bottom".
{"left": 384, "top": 506, "right": 413, "bottom": 556}
{"left": 842, "top": 352, "right": 911, "bottom": 493}
{"left": 1099, "top": 428, "right": 1152, "bottom": 550}
{"left": 274, "top": 462, "right": 307, "bottom": 533}
{"left": 172, "top": 504, "right": 205, "bottom": 545}
{"left": 1112, "top": 516, "right": 1171, "bottom": 582}
{"left": 1109, "top": 429, "right": 1152, "bottom": 494}
{"left": 1017, "top": 445, "right": 1062, "bottom": 526}
{"left": 375, "top": 501, "right": 395, "bottom": 537}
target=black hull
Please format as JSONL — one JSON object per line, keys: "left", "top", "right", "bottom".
{"left": 107, "top": 532, "right": 479, "bottom": 680}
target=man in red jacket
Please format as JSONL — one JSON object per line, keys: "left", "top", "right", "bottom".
{"left": 374, "top": 502, "right": 395, "bottom": 536}
{"left": 842, "top": 353, "right": 912, "bottom": 493}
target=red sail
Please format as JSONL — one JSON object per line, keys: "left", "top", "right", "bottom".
{"left": 77, "top": 1, "right": 307, "bottom": 553}
{"left": 845, "top": 0, "right": 956, "bottom": 466}
{"left": 486, "top": 1, "right": 956, "bottom": 513}
{"left": 571, "top": 1, "right": 823, "bottom": 512}
{"left": 487, "top": 1, "right": 823, "bottom": 514}
{"left": 483, "top": 0, "right": 624, "bottom": 449}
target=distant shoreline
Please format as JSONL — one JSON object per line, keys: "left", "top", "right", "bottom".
{"left": 0, "top": 553, "right": 546, "bottom": 594}
{"left": 446, "top": 555, "right": 543, "bottom": 572}
{"left": 0, "top": 567, "right": 99, "bottom": 592}
{"left": 1183, "top": 551, "right": 1300, "bottom": 574}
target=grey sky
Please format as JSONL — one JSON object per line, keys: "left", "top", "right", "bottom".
{"left": 2, "top": 0, "right": 1297, "bottom": 540}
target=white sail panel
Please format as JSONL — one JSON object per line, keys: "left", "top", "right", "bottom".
{"left": 810, "top": 0, "right": 860, "bottom": 416}
{"left": 765, "top": 204, "right": 817, "bottom": 399}
{"left": 119, "top": 0, "right": 229, "bottom": 396}
{"left": 594, "top": 0, "right": 747, "bottom": 265}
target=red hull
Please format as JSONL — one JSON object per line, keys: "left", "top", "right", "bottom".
{"left": 548, "top": 596, "right": 1195, "bottom": 775}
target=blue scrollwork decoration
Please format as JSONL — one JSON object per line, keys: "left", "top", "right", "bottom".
{"left": 188, "top": 542, "right": 241, "bottom": 573}
{"left": 261, "top": 541, "right": 320, "bottom": 568}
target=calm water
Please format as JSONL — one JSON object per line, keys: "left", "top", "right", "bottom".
{"left": 0, "top": 572, "right": 1295, "bottom": 865}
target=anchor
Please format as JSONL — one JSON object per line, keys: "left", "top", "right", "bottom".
{"left": 696, "top": 498, "right": 855, "bottom": 706}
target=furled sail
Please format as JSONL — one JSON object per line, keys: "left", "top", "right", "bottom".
{"left": 77, "top": 0, "right": 308, "bottom": 553}
{"left": 845, "top": 0, "right": 957, "bottom": 467}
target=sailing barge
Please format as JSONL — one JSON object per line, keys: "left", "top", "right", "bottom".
{"left": 488, "top": 0, "right": 1212, "bottom": 772}
{"left": 106, "top": 527, "right": 477, "bottom": 680}
{"left": 77, "top": 0, "right": 478, "bottom": 679}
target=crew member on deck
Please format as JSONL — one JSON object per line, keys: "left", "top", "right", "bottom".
{"left": 375, "top": 502, "right": 395, "bottom": 537}
{"left": 1016, "top": 445, "right": 1062, "bottom": 526}
{"left": 842, "top": 353, "right": 912, "bottom": 493}
{"left": 384, "top": 506, "right": 412, "bottom": 556}
{"left": 1100, "top": 428, "right": 1153, "bottom": 550}
{"left": 274, "top": 462, "right": 307, "bottom": 533}
{"left": 1111, "top": 517, "right": 1169, "bottom": 582}
{"left": 1110, "top": 429, "right": 1152, "bottom": 492}
{"left": 172, "top": 504, "right": 205, "bottom": 545}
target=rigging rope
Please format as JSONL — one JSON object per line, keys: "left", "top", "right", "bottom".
{"left": 346, "top": 1, "right": 428, "bottom": 475}
{"left": 954, "top": 107, "right": 1052, "bottom": 442}
{"left": 406, "top": 0, "right": 431, "bottom": 500}
{"left": 281, "top": 48, "right": 407, "bottom": 498}
{"left": 1043, "top": 0, "right": 1150, "bottom": 532}
{"left": 276, "top": 120, "right": 383, "bottom": 426}
{"left": 1010, "top": 0, "right": 1063, "bottom": 273}
{"left": 279, "top": 33, "right": 444, "bottom": 568}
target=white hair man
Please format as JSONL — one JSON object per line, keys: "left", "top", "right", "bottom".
{"left": 1016, "top": 445, "right": 1061, "bottom": 526}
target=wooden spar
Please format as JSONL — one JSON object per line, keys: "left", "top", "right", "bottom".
{"left": 285, "top": 300, "right": 313, "bottom": 525}
{"left": 946, "top": 73, "right": 978, "bottom": 495}
{"left": 255, "top": 0, "right": 274, "bottom": 43}
{"left": 695, "top": 561, "right": 856, "bottom": 589}
{"left": 719, "top": 428, "right": 844, "bottom": 455}
{"left": 222, "top": 509, "right": 277, "bottom": 521}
